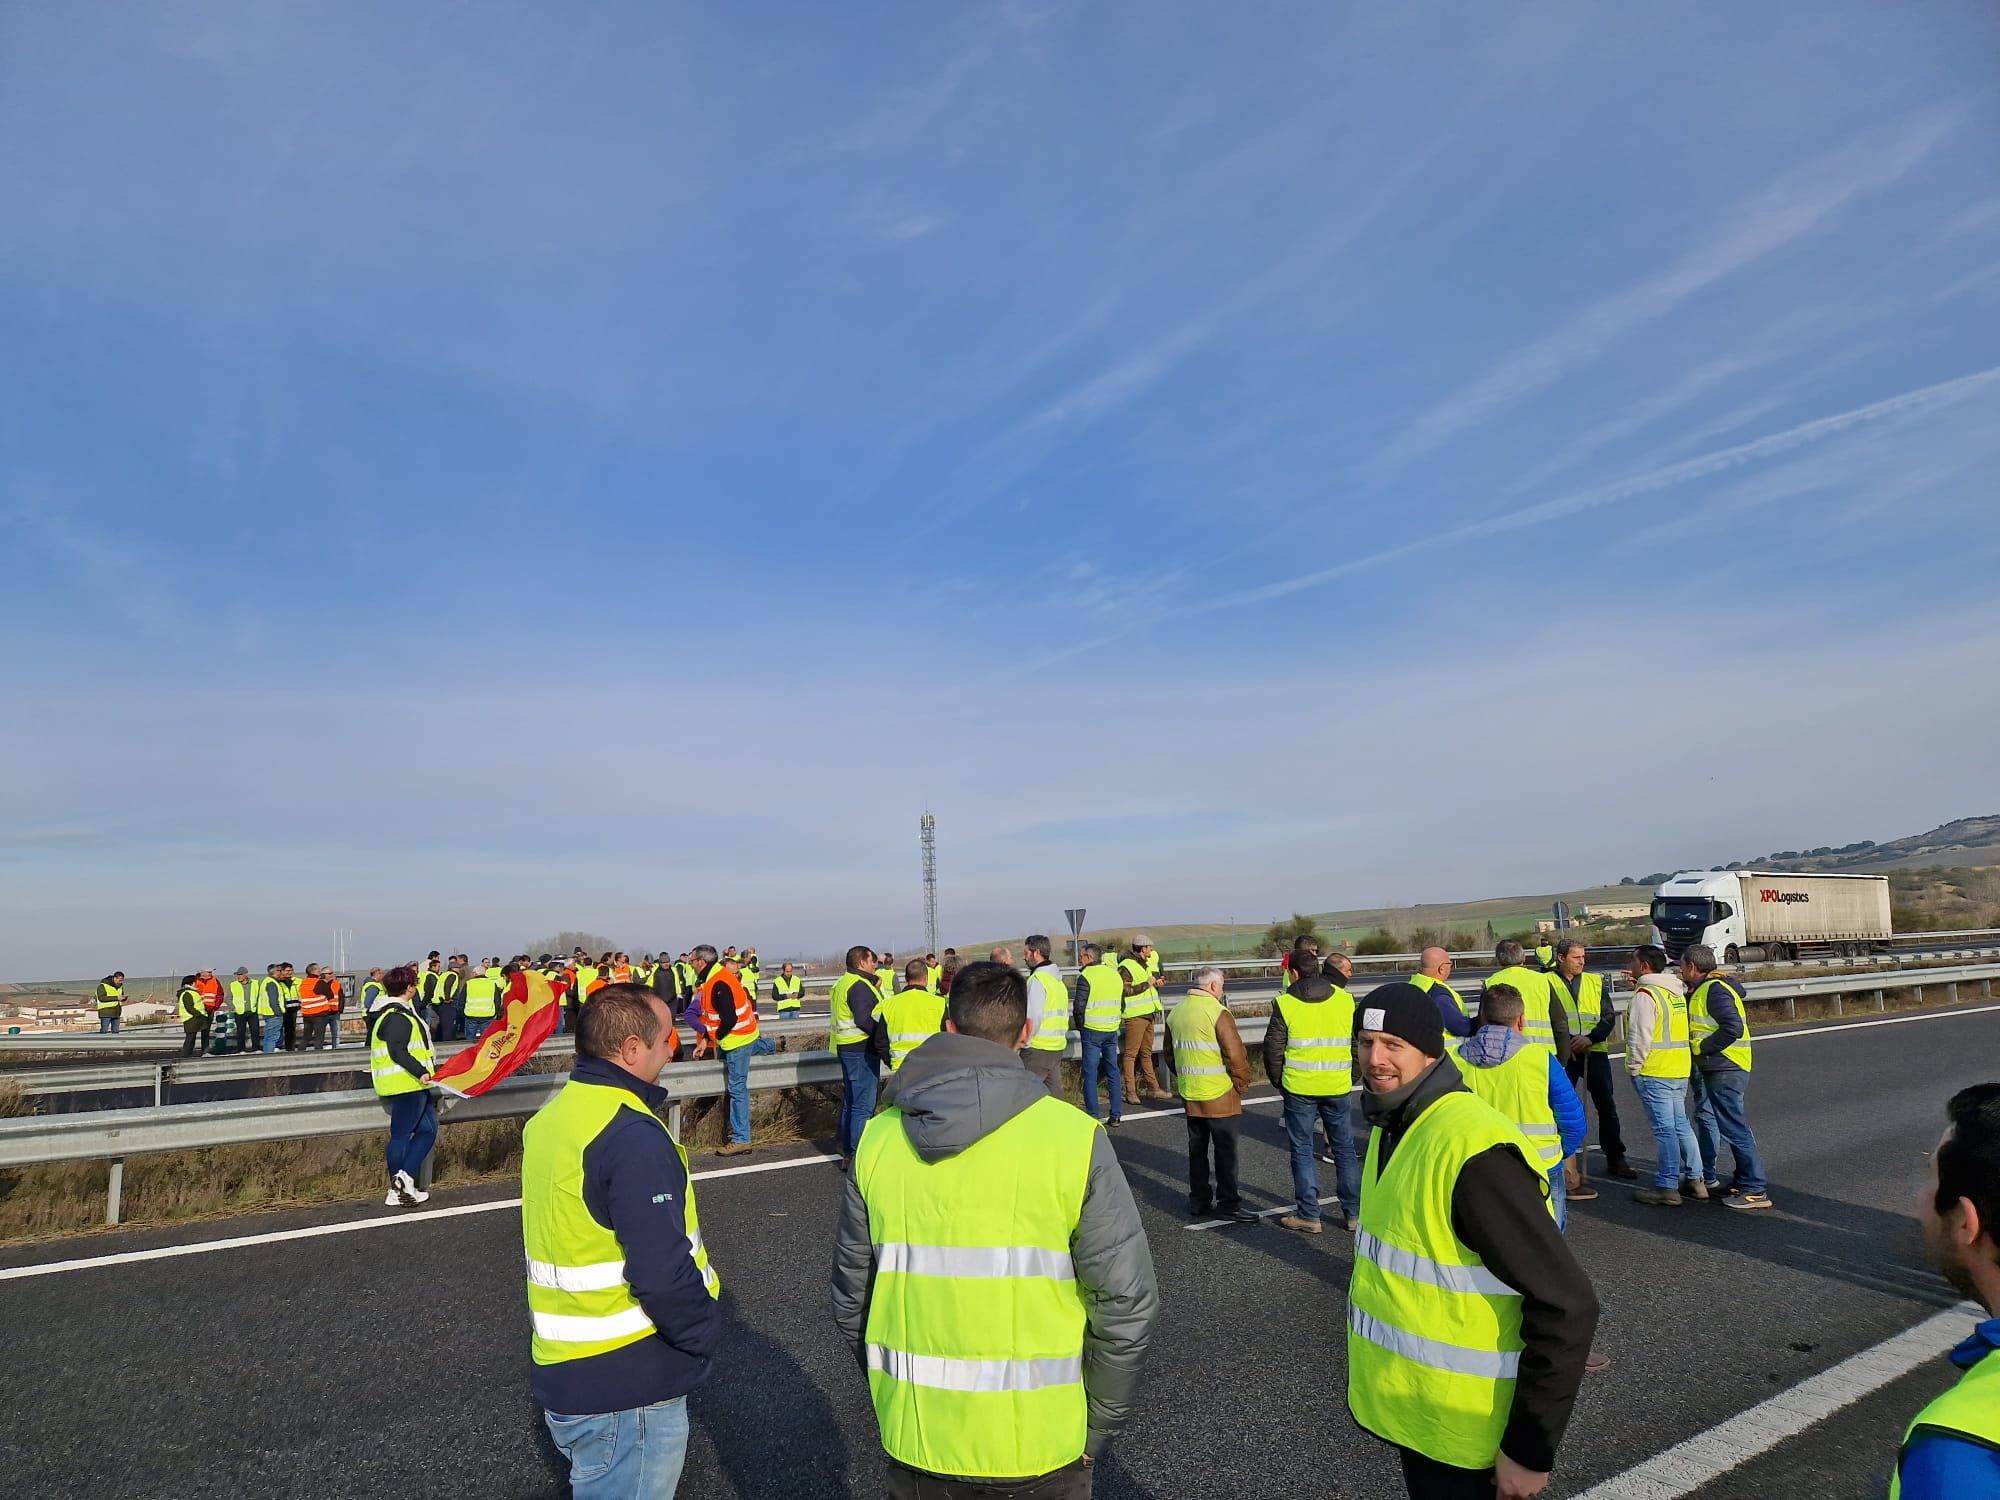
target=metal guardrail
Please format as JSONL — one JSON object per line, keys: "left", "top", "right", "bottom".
{"left": 3, "top": 963, "right": 1996, "bottom": 1230}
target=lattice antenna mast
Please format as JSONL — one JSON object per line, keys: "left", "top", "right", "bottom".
{"left": 920, "top": 812, "right": 938, "bottom": 954}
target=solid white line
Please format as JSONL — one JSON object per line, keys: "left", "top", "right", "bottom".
{"left": 1570, "top": 1301, "right": 1981, "bottom": 1499}
{"left": 0, "top": 1150, "right": 843, "bottom": 1282}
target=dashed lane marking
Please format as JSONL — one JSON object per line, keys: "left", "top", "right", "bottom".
{"left": 1570, "top": 1300, "right": 1981, "bottom": 1499}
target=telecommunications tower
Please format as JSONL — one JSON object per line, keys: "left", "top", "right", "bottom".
{"left": 920, "top": 812, "right": 938, "bottom": 954}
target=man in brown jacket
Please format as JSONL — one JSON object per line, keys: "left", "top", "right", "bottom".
{"left": 1161, "top": 966, "right": 1257, "bottom": 1222}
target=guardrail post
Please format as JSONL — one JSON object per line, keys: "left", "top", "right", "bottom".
{"left": 1830, "top": 992, "right": 1842, "bottom": 1017}
{"left": 669, "top": 1103, "right": 683, "bottom": 1138}
{"left": 1784, "top": 996, "right": 1796, "bottom": 1021}
{"left": 1948, "top": 982, "right": 1960, "bottom": 1004}
{"left": 154, "top": 1065, "right": 166, "bottom": 1108}
{"left": 106, "top": 1159, "right": 124, "bottom": 1226}
{"left": 1877, "top": 988, "right": 1890, "bottom": 1011}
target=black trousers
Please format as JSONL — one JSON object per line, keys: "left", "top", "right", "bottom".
{"left": 281, "top": 1010, "right": 299, "bottom": 1051}
{"left": 1185, "top": 1114, "right": 1241, "bottom": 1212}
{"left": 239, "top": 1013, "right": 261, "bottom": 1051}
{"left": 1571, "top": 1049, "right": 1627, "bottom": 1162}
{"left": 180, "top": 1017, "right": 209, "bottom": 1057}
{"left": 1398, "top": 1447, "right": 1492, "bottom": 1499}
{"left": 886, "top": 1458, "right": 1090, "bottom": 1499}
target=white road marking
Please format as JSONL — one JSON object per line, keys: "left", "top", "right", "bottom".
{"left": 0, "top": 1150, "right": 843, "bottom": 1282}
{"left": 4, "top": 999, "right": 1990, "bottom": 1282}
{"left": 1570, "top": 1300, "right": 1982, "bottom": 1499}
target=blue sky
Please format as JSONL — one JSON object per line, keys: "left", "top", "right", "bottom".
{"left": 5, "top": 4, "right": 1999, "bottom": 977}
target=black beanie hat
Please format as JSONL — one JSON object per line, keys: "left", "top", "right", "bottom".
{"left": 1355, "top": 981, "right": 1446, "bottom": 1058}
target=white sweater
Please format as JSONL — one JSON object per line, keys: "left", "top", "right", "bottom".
{"left": 1624, "top": 971, "right": 1687, "bottom": 1075}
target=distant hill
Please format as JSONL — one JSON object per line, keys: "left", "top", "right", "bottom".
{"left": 1619, "top": 814, "right": 2000, "bottom": 886}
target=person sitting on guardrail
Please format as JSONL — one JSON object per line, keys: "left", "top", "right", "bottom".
{"left": 1680, "top": 945, "right": 1771, "bottom": 1211}
{"left": 1898, "top": 1082, "right": 2000, "bottom": 1498}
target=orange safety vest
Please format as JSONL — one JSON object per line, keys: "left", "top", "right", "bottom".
{"left": 195, "top": 975, "right": 223, "bottom": 1012}
{"left": 298, "top": 976, "right": 339, "bottom": 1016}
{"left": 698, "top": 967, "right": 760, "bottom": 1049}
{"left": 610, "top": 963, "right": 633, "bottom": 984}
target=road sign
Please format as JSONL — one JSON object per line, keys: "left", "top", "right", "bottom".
{"left": 1063, "top": 908, "right": 1087, "bottom": 936}
{"left": 1553, "top": 901, "right": 1571, "bottom": 931}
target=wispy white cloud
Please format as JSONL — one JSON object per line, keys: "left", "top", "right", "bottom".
{"left": 1208, "top": 362, "right": 2000, "bottom": 610}
{"left": 1362, "top": 106, "right": 1968, "bottom": 476}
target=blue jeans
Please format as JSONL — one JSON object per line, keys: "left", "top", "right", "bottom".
{"left": 838, "top": 1048, "right": 880, "bottom": 1157}
{"left": 1283, "top": 1093, "right": 1360, "bottom": 1222}
{"left": 544, "top": 1396, "right": 688, "bottom": 1500}
{"left": 383, "top": 1090, "right": 437, "bottom": 1182}
{"left": 1633, "top": 1075, "right": 1701, "bottom": 1190}
{"left": 1547, "top": 1165, "right": 1567, "bottom": 1231}
{"left": 261, "top": 1015, "right": 282, "bottom": 1053}
{"left": 723, "top": 1034, "right": 776, "bottom": 1143}
{"left": 1689, "top": 1068, "right": 1767, "bottom": 1193}
{"left": 98, "top": 1013, "right": 120, "bottom": 1033}
{"left": 1080, "top": 1030, "right": 1124, "bottom": 1121}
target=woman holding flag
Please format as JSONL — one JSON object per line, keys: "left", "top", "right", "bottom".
{"left": 369, "top": 965, "right": 437, "bottom": 1207}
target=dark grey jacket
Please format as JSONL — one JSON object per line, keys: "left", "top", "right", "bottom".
{"left": 830, "top": 1031, "right": 1158, "bottom": 1463}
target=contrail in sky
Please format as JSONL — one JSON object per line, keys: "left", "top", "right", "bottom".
{"left": 1202, "top": 362, "right": 2000, "bottom": 612}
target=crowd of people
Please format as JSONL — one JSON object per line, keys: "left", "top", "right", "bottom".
{"left": 102, "top": 928, "right": 1992, "bottom": 1499}
{"left": 485, "top": 939, "right": 1997, "bottom": 1500}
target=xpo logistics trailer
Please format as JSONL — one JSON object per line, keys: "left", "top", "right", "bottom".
{"left": 1650, "top": 870, "right": 1893, "bottom": 964}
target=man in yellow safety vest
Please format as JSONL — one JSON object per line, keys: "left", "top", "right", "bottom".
{"left": 1161, "top": 967, "right": 1256, "bottom": 1223}
{"left": 1348, "top": 982, "right": 1599, "bottom": 1499}
{"left": 1625, "top": 945, "right": 1702, "bottom": 1206}
{"left": 832, "top": 960, "right": 1158, "bottom": 1498}
{"left": 1897, "top": 1082, "right": 2000, "bottom": 1499}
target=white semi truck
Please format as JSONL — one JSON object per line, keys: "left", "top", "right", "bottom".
{"left": 1650, "top": 870, "right": 1893, "bottom": 964}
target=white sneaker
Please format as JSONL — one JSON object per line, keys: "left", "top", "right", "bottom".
{"left": 394, "top": 1170, "right": 430, "bottom": 1205}
{"left": 384, "top": 1188, "right": 405, "bottom": 1207}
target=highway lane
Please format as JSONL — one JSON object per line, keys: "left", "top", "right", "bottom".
{"left": 0, "top": 1002, "right": 1991, "bottom": 1498}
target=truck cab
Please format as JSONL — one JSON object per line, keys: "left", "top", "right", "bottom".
{"left": 1651, "top": 872, "right": 1747, "bottom": 962}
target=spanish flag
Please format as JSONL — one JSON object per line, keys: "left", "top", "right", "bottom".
{"left": 430, "top": 969, "right": 561, "bottom": 1098}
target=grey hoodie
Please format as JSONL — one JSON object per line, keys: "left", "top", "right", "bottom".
{"left": 830, "top": 1030, "right": 1159, "bottom": 1465}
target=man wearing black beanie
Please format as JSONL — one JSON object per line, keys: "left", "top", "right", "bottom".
{"left": 1345, "top": 983, "right": 1600, "bottom": 1500}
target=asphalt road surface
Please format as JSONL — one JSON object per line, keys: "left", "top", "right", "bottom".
{"left": 1, "top": 1000, "right": 1992, "bottom": 1499}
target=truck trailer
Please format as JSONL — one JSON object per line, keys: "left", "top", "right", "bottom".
{"left": 1650, "top": 870, "right": 1893, "bottom": 963}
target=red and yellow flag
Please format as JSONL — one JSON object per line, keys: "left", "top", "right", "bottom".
{"left": 430, "top": 969, "right": 561, "bottom": 1098}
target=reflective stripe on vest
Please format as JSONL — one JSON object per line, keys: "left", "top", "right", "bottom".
{"left": 463, "top": 976, "right": 500, "bottom": 1020}
{"left": 701, "top": 969, "right": 761, "bottom": 1050}
{"left": 1119, "top": 957, "right": 1161, "bottom": 1019}
{"left": 522, "top": 1079, "right": 719, "bottom": 1366}
{"left": 856, "top": 1093, "right": 1096, "bottom": 1479}
{"left": 96, "top": 983, "right": 124, "bottom": 1011}
{"left": 1549, "top": 970, "right": 1611, "bottom": 1052}
{"left": 369, "top": 1005, "right": 434, "bottom": 1097}
{"left": 881, "top": 988, "right": 947, "bottom": 1071}
{"left": 1458, "top": 1041, "right": 1562, "bottom": 1166}
{"left": 177, "top": 987, "right": 205, "bottom": 1022}
{"left": 1891, "top": 1344, "right": 2000, "bottom": 1499}
{"left": 1027, "top": 967, "right": 1070, "bottom": 1052}
{"left": 1636, "top": 981, "right": 1692, "bottom": 1079}
{"left": 228, "top": 979, "right": 254, "bottom": 1015}
{"left": 1168, "top": 991, "right": 1230, "bottom": 1102}
{"left": 1347, "top": 1091, "right": 1549, "bottom": 1470}
{"left": 1484, "top": 968, "right": 1556, "bottom": 1050}
{"left": 1275, "top": 989, "right": 1355, "bottom": 1096}
{"left": 829, "top": 972, "right": 878, "bottom": 1048}
{"left": 1078, "top": 963, "right": 1124, "bottom": 1032}
{"left": 1688, "top": 975, "right": 1754, "bottom": 1072}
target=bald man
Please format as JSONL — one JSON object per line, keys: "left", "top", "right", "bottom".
{"left": 1408, "top": 947, "right": 1474, "bottom": 1039}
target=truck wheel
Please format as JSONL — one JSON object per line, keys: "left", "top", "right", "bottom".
{"left": 1725, "top": 945, "right": 1740, "bottom": 965}
{"left": 1767, "top": 942, "right": 1789, "bottom": 962}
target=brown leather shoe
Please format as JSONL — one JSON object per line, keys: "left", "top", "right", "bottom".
{"left": 714, "top": 1142, "right": 753, "bottom": 1157}
{"left": 1276, "top": 1215, "right": 1323, "bottom": 1235}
